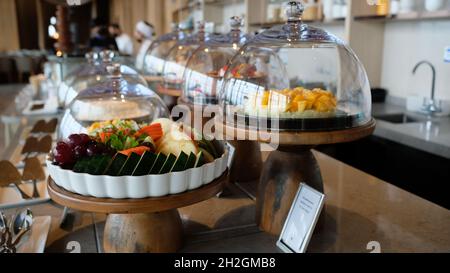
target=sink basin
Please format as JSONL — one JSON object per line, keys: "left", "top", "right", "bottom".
{"left": 374, "top": 113, "right": 419, "bottom": 124}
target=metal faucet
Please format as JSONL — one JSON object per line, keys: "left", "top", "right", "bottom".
{"left": 412, "top": 61, "right": 442, "bottom": 115}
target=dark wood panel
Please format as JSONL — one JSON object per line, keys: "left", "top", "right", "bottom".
{"left": 317, "top": 136, "right": 450, "bottom": 210}
{"left": 16, "top": 0, "right": 39, "bottom": 49}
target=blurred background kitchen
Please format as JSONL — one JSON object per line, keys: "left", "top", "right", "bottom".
{"left": 0, "top": 0, "right": 449, "bottom": 209}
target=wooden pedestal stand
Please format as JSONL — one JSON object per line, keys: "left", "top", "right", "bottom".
{"left": 217, "top": 119, "right": 376, "bottom": 235}
{"left": 178, "top": 98, "right": 263, "bottom": 184}
{"left": 48, "top": 173, "right": 227, "bottom": 253}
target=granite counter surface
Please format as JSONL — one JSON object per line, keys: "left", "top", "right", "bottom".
{"left": 373, "top": 103, "right": 450, "bottom": 159}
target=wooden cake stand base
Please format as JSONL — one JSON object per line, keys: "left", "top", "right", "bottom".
{"left": 217, "top": 119, "right": 376, "bottom": 235}
{"left": 178, "top": 99, "right": 263, "bottom": 184}
{"left": 48, "top": 173, "right": 228, "bottom": 253}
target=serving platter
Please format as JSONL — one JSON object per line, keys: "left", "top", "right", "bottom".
{"left": 230, "top": 112, "right": 363, "bottom": 132}
{"left": 46, "top": 149, "right": 229, "bottom": 199}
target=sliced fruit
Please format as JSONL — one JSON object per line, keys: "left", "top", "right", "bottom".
{"left": 90, "top": 156, "right": 112, "bottom": 175}
{"left": 157, "top": 128, "right": 198, "bottom": 157}
{"left": 119, "top": 153, "right": 142, "bottom": 176}
{"left": 132, "top": 152, "right": 157, "bottom": 176}
{"left": 135, "top": 123, "right": 163, "bottom": 141}
{"left": 171, "top": 152, "right": 188, "bottom": 173}
{"left": 99, "top": 132, "right": 113, "bottom": 143}
{"left": 84, "top": 155, "right": 111, "bottom": 175}
{"left": 149, "top": 153, "right": 167, "bottom": 175}
{"left": 73, "top": 158, "right": 90, "bottom": 173}
{"left": 105, "top": 153, "right": 129, "bottom": 176}
{"left": 206, "top": 140, "right": 219, "bottom": 159}
{"left": 195, "top": 151, "right": 205, "bottom": 168}
{"left": 160, "top": 154, "right": 177, "bottom": 174}
{"left": 198, "top": 139, "right": 219, "bottom": 159}
{"left": 199, "top": 148, "right": 215, "bottom": 164}
{"left": 185, "top": 152, "right": 197, "bottom": 170}
{"left": 151, "top": 118, "right": 175, "bottom": 135}
{"left": 119, "top": 146, "right": 151, "bottom": 157}
{"left": 158, "top": 139, "right": 198, "bottom": 158}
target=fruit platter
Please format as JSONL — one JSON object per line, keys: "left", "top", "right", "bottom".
{"left": 229, "top": 86, "right": 361, "bottom": 131}
{"left": 47, "top": 118, "right": 228, "bottom": 199}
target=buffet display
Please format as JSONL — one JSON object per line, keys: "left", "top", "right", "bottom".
{"left": 58, "top": 63, "right": 168, "bottom": 139}
{"left": 57, "top": 51, "right": 147, "bottom": 109}
{"left": 50, "top": 63, "right": 227, "bottom": 199}
{"left": 47, "top": 118, "right": 228, "bottom": 199}
{"left": 143, "top": 25, "right": 187, "bottom": 92}
{"left": 216, "top": 1, "right": 375, "bottom": 235}
{"left": 243, "top": 87, "right": 337, "bottom": 119}
{"left": 181, "top": 16, "right": 252, "bottom": 105}
{"left": 1, "top": 0, "right": 376, "bottom": 253}
{"left": 219, "top": 4, "right": 372, "bottom": 132}
{"left": 56, "top": 118, "right": 215, "bottom": 174}
{"left": 159, "top": 21, "right": 209, "bottom": 99}
{"left": 178, "top": 16, "right": 262, "bottom": 185}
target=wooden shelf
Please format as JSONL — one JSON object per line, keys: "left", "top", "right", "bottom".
{"left": 354, "top": 10, "right": 450, "bottom": 23}
{"left": 249, "top": 18, "right": 346, "bottom": 28}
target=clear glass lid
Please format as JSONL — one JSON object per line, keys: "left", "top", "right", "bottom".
{"left": 159, "top": 21, "right": 210, "bottom": 97}
{"left": 57, "top": 52, "right": 99, "bottom": 107}
{"left": 59, "top": 63, "right": 170, "bottom": 139}
{"left": 218, "top": 1, "right": 372, "bottom": 131}
{"left": 58, "top": 50, "right": 148, "bottom": 109}
{"left": 143, "top": 24, "right": 187, "bottom": 83}
{"left": 181, "top": 16, "right": 252, "bottom": 105}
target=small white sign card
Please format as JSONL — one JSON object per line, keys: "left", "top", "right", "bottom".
{"left": 277, "top": 183, "right": 325, "bottom": 253}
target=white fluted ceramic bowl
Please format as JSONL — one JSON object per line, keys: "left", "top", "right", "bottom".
{"left": 47, "top": 149, "right": 228, "bottom": 199}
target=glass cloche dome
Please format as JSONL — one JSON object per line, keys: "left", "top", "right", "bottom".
{"left": 159, "top": 21, "right": 210, "bottom": 99}
{"left": 218, "top": 1, "right": 372, "bottom": 132}
{"left": 57, "top": 52, "right": 99, "bottom": 108}
{"left": 142, "top": 24, "right": 188, "bottom": 91}
{"left": 58, "top": 50, "right": 147, "bottom": 109}
{"left": 181, "top": 16, "right": 252, "bottom": 105}
{"left": 59, "top": 63, "right": 170, "bottom": 139}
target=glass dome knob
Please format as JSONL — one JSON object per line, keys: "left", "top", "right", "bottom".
{"left": 285, "top": 1, "right": 305, "bottom": 22}
{"left": 196, "top": 21, "right": 206, "bottom": 42}
{"left": 197, "top": 21, "right": 205, "bottom": 30}
{"left": 85, "top": 52, "right": 99, "bottom": 63}
{"left": 229, "top": 16, "right": 243, "bottom": 29}
{"left": 99, "top": 50, "right": 116, "bottom": 63}
{"left": 107, "top": 63, "right": 121, "bottom": 78}
{"left": 106, "top": 63, "right": 122, "bottom": 92}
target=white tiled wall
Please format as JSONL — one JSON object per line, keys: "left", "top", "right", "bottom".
{"left": 381, "top": 20, "right": 450, "bottom": 101}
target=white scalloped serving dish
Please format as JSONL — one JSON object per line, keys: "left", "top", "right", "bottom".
{"left": 47, "top": 149, "right": 228, "bottom": 199}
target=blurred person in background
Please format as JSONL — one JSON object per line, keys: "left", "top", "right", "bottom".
{"left": 89, "top": 18, "right": 118, "bottom": 52}
{"left": 109, "top": 23, "right": 133, "bottom": 56}
{"left": 135, "top": 20, "right": 155, "bottom": 70}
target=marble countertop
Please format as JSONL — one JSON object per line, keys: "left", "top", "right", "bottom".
{"left": 6, "top": 151, "right": 449, "bottom": 253}
{"left": 372, "top": 103, "right": 450, "bottom": 159}
{"left": 1, "top": 83, "right": 449, "bottom": 253}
